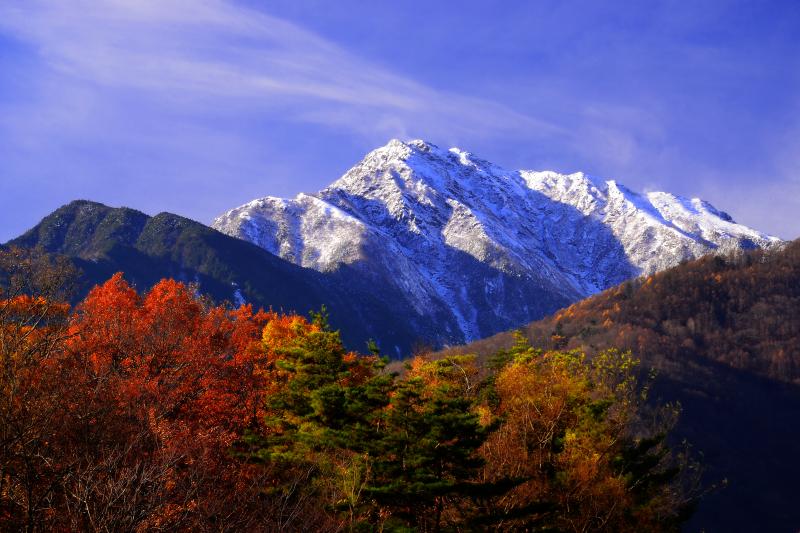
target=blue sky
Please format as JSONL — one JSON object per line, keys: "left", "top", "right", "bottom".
{"left": 1, "top": 0, "right": 799, "bottom": 242}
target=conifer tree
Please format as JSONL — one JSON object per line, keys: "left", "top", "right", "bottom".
{"left": 364, "top": 356, "right": 495, "bottom": 530}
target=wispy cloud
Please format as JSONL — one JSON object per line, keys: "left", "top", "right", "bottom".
{"left": 0, "top": 0, "right": 561, "bottom": 142}
{"left": 0, "top": 0, "right": 797, "bottom": 241}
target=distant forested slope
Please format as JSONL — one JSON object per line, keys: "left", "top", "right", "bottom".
{"left": 439, "top": 240, "right": 800, "bottom": 532}
{"left": 448, "top": 240, "right": 800, "bottom": 383}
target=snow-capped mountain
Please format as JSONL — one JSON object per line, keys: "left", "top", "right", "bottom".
{"left": 213, "top": 139, "right": 781, "bottom": 350}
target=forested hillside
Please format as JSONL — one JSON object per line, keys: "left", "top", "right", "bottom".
{"left": 448, "top": 240, "right": 800, "bottom": 381}
{"left": 440, "top": 240, "right": 800, "bottom": 531}
{"left": 0, "top": 248, "right": 696, "bottom": 531}
{"left": 530, "top": 240, "right": 800, "bottom": 383}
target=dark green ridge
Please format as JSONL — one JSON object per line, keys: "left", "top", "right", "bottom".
{"left": 4, "top": 200, "right": 423, "bottom": 355}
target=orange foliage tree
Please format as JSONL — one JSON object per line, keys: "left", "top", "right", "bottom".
{"left": 0, "top": 249, "right": 75, "bottom": 532}
{"left": 0, "top": 258, "right": 331, "bottom": 531}
{"left": 59, "top": 273, "right": 278, "bottom": 530}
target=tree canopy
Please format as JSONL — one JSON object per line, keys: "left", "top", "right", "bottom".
{"left": 0, "top": 248, "right": 698, "bottom": 531}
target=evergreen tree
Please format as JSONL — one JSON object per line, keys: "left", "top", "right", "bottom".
{"left": 251, "top": 313, "right": 393, "bottom": 452}
{"left": 364, "top": 357, "right": 495, "bottom": 530}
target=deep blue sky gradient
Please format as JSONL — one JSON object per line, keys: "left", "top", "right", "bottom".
{"left": 1, "top": 0, "right": 799, "bottom": 242}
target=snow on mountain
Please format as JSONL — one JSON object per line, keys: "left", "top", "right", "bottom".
{"left": 212, "top": 139, "right": 782, "bottom": 348}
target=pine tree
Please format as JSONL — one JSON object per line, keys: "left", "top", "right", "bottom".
{"left": 250, "top": 311, "right": 392, "bottom": 458}
{"left": 364, "top": 357, "right": 495, "bottom": 530}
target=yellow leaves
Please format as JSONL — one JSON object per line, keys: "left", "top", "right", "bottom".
{"left": 475, "top": 404, "right": 494, "bottom": 427}
{"left": 485, "top": 347, "right": 650, "bottom": 528}
{"left": 406, "top": 354, "right": 479, "bottom": 396}
{"left": 494, "top": 356, "right": 582, "bottom": 429}
{"left": 0, "top": 295, "right": 70, "bottom": 324}
{"left": 261, "top": 314, "right": 318, "bottom": 352}
{"left": 407, "top": 354, "right": 429, "bottom": 376}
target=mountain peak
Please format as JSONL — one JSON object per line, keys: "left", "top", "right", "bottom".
{"left": 212, "top": 139, "right": 781, "bottom": 345}
{"left": 406, "top": 138, "right": 435, "bottom": 151}
{"left": 372, "top": 138, "right": 438, "bottom": 159}
{"left": 7, "top": 200, "right": 149, "bottom": 256}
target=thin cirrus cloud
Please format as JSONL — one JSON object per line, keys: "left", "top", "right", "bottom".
{"left": 0, "top": 0, "right": 562, "bottom": 142}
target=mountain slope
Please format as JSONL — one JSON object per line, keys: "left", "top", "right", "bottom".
{"left": 439, "top": 241, "right": 800, "bottom": 532}
{"left": 4, "top": 200, "right": 426, "bottom": 352}
{"left": 527, "top": 241, "right": 800, "bottom": 384}
{"left": 213, "top": 139, "right": 781, "bottom": 347}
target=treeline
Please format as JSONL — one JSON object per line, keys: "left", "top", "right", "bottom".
{"left": 528, "top": 240, "right": 800, "bottom": 383}
{"left": 451, "top": 241, "right": 800, "bottom": 385}
{"left": 0, "top": 249, "right": 698, "bottom": 531}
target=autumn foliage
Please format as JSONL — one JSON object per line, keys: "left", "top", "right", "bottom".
{"left": 0, "top": 248, "right": 698, "bottom": 531}
{"left": 523, "top": 242, "right": 800, "bottom": 383}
